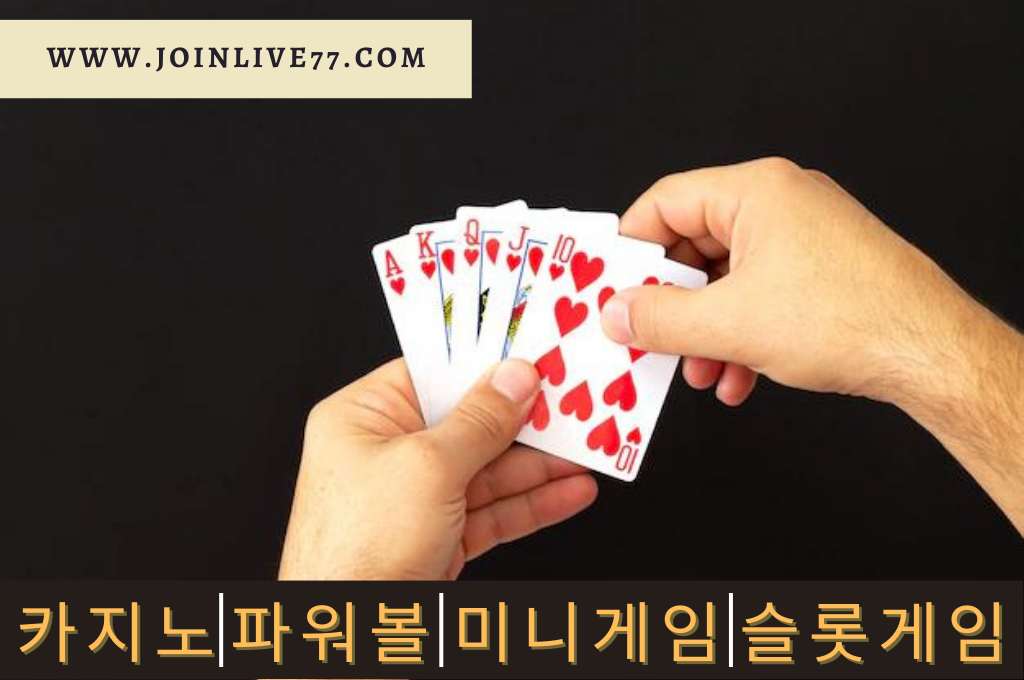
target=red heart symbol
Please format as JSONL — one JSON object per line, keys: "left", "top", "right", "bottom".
{"left": 559, "top": 381, "right": 593, "bottom": 421}
{"left": 626, "top": 427, "right": 642, "bottom": 445}
{"left": 643, "top": 276, "right": 660, "bottom": 285}
{"left": 528, "top": 246, "right": 543, "bottom": 274}
{"left": 628, "top": 347, "right": 647, "bottom": 362}
{"left": 597, "top": 286, "right": 615, "bottom": 311}
{"left": 441, "top": 249, "right": 456, "bottom": 274}
{"left": 389, "top": 277, "right": 405, "bottom": 295}
{"left": 506, "top": 253, "right": 522, "bottom": 271}
{"left": 464, "top": 248, "right": 479, "bottom": 266}
{"left": 420, "top": 260, "right": 436, "bottom": 279}
{"left": 603, "top": 371, "right": 637, "bottom": 411}
{"left": 570, "top": 251, "right": 604, "bottom": 292}
{"left": 554, "top": 297, "right": 587, "bottom": 337}
{"left": 549, "top": 263, "right": 565, "bottom": 280}
{"left": 587, "top": 416, "right": 620, "bottom": 455}
{"left": 534, "top": 346, "right": 566, "bottom": 386}
{"left": 527, "top": 391, "right": 550, "bottom": 431}
{"left": 486, "top": 239, "right": 500, "bottom": 264}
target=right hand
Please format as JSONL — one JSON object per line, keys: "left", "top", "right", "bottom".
{"left": 600, "top": 157, "right": 979, "bottom": 409}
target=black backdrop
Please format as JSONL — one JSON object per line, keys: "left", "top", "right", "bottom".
{"left": 2, "top": 1, "right": 1021, "bottom": 579}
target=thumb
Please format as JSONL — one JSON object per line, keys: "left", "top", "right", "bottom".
{"left": 422, "top": 359, "right": 539, "bottom": 483}
{"left": 600, "top": 279, "right": 745, "bottom": 361}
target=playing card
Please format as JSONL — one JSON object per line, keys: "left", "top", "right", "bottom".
{"left": 407, "top": 219, "right": 458, "bottom": 357}
{"left": 509, "top": 241, "right": 707, "bottom": 481}
{"left": 407, "top": 201, "right": 526, "bottom": 424}
{"left": 371, "top": 233, "right": 452, "bottom": 422}
{"left": 376, "top": 197, "right": 702, "bottom": 474}
{"left": 407, "top": 201, "right": 526, "bottom": 355}
{"left": 453, "top": 207, "right": 577, "bottom": 365}
{"left": 450, "top": 201, "right": 529, "bottom": 360}
{"left": 472, "top": 210, "right": 628, "bottom": 373}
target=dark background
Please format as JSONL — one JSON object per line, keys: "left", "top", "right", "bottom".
{"left": 2, "top": 1, "right": 1020, "bottom": 579}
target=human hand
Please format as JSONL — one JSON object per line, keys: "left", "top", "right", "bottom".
{"left": 278, "top": 358, "right": 598, "bottom": 580}
{"left": 601, "top": 158, "right": 1024, "bottom": 533}
{"left": 600, "top": 157, "right": 979, "bottom": 408}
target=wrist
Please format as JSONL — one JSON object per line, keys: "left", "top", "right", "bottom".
{"left": 897, "top": 306, "right": 1024, "bottom": 535}
{"left": 869, "top": 254, "right": 991, "bottom": 419}
{"left": 877, "top": 261, "right": 1024, "bottom": 532}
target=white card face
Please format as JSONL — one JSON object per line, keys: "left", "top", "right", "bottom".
{"left": 450, "top": 202, "right": 530, "bottom": 365}
{"left": 472, "top": 210, "right": 626, "bottom": 375}
{"left": 453, "top": 206, "right": 571, "bottom": 368}
{"left": 404, "top": 218, "right": 465, "bottom": 426}
{"left": 406, "top": 201, "right": 527, "bottom": 424}
{"left": 405, "top": 219, "right": 457, "bottom": 359}
{"left": 498, "top": 228, "right": 664, "bottom": 363}
{"left": 510, "top": 243, "right": 707, "bottom": 481}
{"left": 371, "top": 234, "right": 453, "bottom": 423}
{"left": 405, "top": 201, "right": 526, "bottom": 361}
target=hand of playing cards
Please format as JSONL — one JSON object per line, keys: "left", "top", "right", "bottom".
{"left": 373, "top": 200, "right": 707, "bottom": 481}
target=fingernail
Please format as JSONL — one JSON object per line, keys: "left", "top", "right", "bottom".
{"left": 716, "top": 379, "right": 739, "bottom": 407}
{"left": 491, "top": 359, "right": 539, "bottom": 403}
{"left": 601, "top": 296, "right": 634, "bottom": 344}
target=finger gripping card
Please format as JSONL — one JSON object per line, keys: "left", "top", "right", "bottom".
{"left": 375, "top": 202, "right": 707, "bottom": 481}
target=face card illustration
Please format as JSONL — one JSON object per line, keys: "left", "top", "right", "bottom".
{"left": 451, "top": 202, "right": 529, "bottom": 358}
{"left": 500, "top": 232, "right": 548, "bottom": 358}
{"left": 407, "top": 202, "right": 525, "bottom": 424}
{"left": 454, "top": 203, "right": 531, "bottom": 340}
{"left": 500, "top": 226, "right": 664, "bottom": 361}
{"left": 407, "top": 219, "right": 458, "bottom": 360}
{"left": 371, "top": 234, "right": 453, "bottom": 423}
{"left": 509, "top": 241, "right": 706, "bottom": 481}
{"left": 473, "top": 210, "right": 621, "bottom": 374}
{"left": 404, "top": 219, "right": 471, "bottom": 426}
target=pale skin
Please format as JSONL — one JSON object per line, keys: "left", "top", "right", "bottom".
{"left": 280, "top": 157, "right": 1024, "bottom": 580}
{"left": 279, "top": 360, "right": 598, "bottom": 580}
{"left": 600, "top": 157, "right": 1024, "bottom": 535}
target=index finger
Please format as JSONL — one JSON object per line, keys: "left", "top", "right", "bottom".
{"left": 620, "top": 158, "right": 790, "bottom": 257}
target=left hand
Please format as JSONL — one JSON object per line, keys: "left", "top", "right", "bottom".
{"left": 279, "top": 358, "right": 598, "bottom": 580}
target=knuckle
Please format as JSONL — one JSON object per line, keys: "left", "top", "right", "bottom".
{"left": 650, "top": 171, "right": 686, "bottom": 197}
{"left": 755, "top": 156, "right": 803, "bottom": 183}
{"left": 653, "top": 172, "right": 682, "bottom": 189}
{"left": 483, "top": 508, "right": 507, "bottom": 547}
{"left": 757, "top": 155, "right": 800, "bottom": 173}
{"left": 454, "top": 401, "right": 507, "bottom": 440}
{"left": 522, "top": 492, "right": 542, "bottom": 534}
{"left": 475, "top": 464, "right": 500, "bottom": 505}
{"left": 806, "top": 168, "right": 831, "bottom": 181}
{"left": 304, "top": 397, "right": 336, "bottom": 436}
